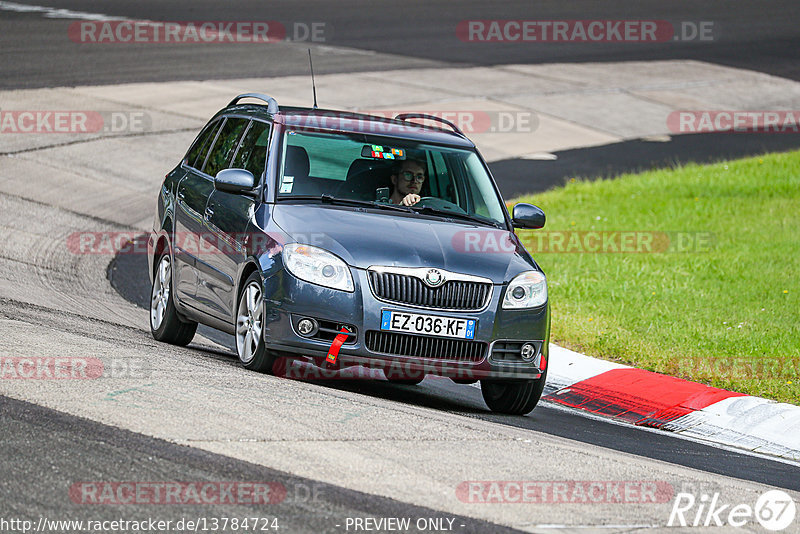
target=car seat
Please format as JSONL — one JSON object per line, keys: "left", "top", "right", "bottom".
{"left": 282, "top": 145, "right": 320, "bottom": 195}
{"left": 337, "top": 159, "right": 395, "bottom": 201}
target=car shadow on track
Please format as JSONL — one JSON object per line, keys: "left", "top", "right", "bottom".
{"left": 191, "top": 334, "right": 499, "bottom": 416}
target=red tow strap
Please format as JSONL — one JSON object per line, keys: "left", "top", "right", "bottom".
{"left": 326, "top": 328, "right": 350, "bottom": 364}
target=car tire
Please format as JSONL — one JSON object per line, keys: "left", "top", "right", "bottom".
{"left": 480, "top": 370, "right": 547, "bottom": 415}
{"left": 235, "top": 271, "right": 277, "bottom": 373}
{"left": 150, "top": 252, "right": 197, "bottom": 346}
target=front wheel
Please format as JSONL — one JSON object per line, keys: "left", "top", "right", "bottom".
{"left": 235, "top": 272, "right": 277, "bottom": 373}
{"left": 480, "top": 371, "right": 547, "bottom": 415}
{"left": 150, "top": 252, "right": 197, "bottom": 346}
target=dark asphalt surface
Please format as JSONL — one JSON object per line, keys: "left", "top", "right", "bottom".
{"left": 1, "top": 0, "right": 798, "bottom": 89}
{"left": 490, "top": 132, "right": 800, "bottom": 198}
{"left": 0, "top": 394, "right": 525, "bottom": 533}
{"left": 3, "top": 0, "right": 799, "bottom": 528}
{"left": 107, "top": 238, "right": 800, "bottom": 493}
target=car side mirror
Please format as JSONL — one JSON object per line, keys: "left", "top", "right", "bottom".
{"left": 214, "top": 168, "right": 255, "bottom": 194}
{"left": 512, "top": 203, "right": 546, "bottom": 229}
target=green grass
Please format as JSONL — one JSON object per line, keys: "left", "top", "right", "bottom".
{"left": 511, "top": 151, "right": 800, "bottom": 404}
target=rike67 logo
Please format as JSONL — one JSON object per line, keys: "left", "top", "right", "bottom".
{"left": 669, "top": 490, "right": 797, "bottom": 531}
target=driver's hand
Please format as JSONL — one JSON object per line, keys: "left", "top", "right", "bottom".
{"left": 401, "top": 194, "right": 421, "bottom": 206}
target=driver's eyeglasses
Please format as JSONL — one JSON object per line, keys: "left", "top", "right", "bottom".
{"left": 399, "top": 171, "right": 426, "bottom": 183}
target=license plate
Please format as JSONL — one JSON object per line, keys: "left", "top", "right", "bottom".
{"left": 380, "top": 310, "right": 476, "bottom": 340}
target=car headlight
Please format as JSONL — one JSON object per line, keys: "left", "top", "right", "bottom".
{"left": 282, "top": 243, "right": 354, "bottom": 292}
{"left": 502, "top": 271, "right": 547, "bottom": 309}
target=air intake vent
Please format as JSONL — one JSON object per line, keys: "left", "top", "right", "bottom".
{"left": 366, "top": 331, "right": 486, "bottom": 362}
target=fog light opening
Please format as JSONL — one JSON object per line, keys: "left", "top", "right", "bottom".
{"left": 520, "top": 342, "right": 537, "bottom": 362}
{"left": 297, "top": 318, "right": 318, "bottom": 337}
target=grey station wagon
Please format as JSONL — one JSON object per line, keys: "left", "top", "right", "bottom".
{"left": 148, "top": 93, "right": 550, "bottom": 414}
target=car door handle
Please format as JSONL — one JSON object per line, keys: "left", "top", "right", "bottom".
{"left": 177, "top": 189, "right": 185, "bottom": 200}
{"left": 204, "top": 206, "right": 214, "bottom": 218}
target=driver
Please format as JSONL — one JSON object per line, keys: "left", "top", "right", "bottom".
{"left": 389, "top": 159, "right": 427, "bottom": 206}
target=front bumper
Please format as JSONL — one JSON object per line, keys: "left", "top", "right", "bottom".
{"left": 262, "top": 267, "right": 550, "bottom": 381}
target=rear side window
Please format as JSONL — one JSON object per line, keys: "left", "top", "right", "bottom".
{"left": 185, "top": 120, "right": 221, "bottom": 170}
{"left": 202, "top": 117, "right": 249, "bottom": 178}
{"left": 232, "top": 120, "right": 271, "bottom": 181}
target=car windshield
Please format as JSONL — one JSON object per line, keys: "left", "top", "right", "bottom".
{"left": 277, "top": 129, "right": 507, "bottom": 226}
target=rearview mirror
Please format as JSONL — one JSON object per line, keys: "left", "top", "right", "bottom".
{"left": 512, "top": 203, "right": 546, "bottom": 229}
{"left": 214, "top": 168, "right": 255, "bottom": 194}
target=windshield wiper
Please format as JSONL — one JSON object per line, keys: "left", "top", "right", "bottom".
{"left": 411, "top": 205, "right": 504, "bottom": 228}
{"left": 280, "top": 194, "right": 413, "bottom": 212}
{"left": 320, "top": 195, "right": 415, "bottom": 212}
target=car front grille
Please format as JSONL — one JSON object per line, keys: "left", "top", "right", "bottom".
{"left": 365, "top": 330, "right": 486, "bottom": 362}
{"left": 368, "top": 270, "right": 491, "bottom": 311}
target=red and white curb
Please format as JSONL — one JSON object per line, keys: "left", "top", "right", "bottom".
{"left": 541, "top": 345, "right": 800, "bottom": 462}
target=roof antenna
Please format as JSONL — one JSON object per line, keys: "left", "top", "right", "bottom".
{"left": 307, "top": 48, "right": 318, "bottom": 110}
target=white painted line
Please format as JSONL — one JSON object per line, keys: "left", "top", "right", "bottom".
{"left": 522, "top": 152, "right": 558, "bottom": 160}
{"left": 0, "top": 1, "right": 127, "bottom": 21}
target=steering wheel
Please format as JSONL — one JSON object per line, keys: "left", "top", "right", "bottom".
{"left": 416, "top": 196, "right": 467, "bottom": 214}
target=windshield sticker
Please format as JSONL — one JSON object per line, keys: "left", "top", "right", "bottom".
{"left": 280, "top": 175, "right": 294, "bottom": 193}
{"left": 362, "top": 145, "right": 406, "bottom": 160}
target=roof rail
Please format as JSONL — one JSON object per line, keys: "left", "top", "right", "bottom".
{"left": 228, "top": 93, "right": 279, "bottom": 114}
{"left": 394, "top": 113, "right": 464, "bottom": 136}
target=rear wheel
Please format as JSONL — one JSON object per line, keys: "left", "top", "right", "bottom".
{"left": 150, "top": 252, "right": 197, "bottom": 346}
{"left": 481, "top": 370, "right": 547, "bottom": 415}
{"left": 236, "top": 272, "right": 277, "bottom": 373}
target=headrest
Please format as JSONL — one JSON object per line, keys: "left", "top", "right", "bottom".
{"left": 284, "top": 145, "right": 310, "bottom": 178}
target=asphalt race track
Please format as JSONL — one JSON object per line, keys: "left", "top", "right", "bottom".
{"left": 1, "top": 2, "right": 799, "bottom": 533}
{"left": 488, "top": 132, "right": 800, "bottom": 198}
{"left": 1, "top": 0, "right": 798, "bottom": 88}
